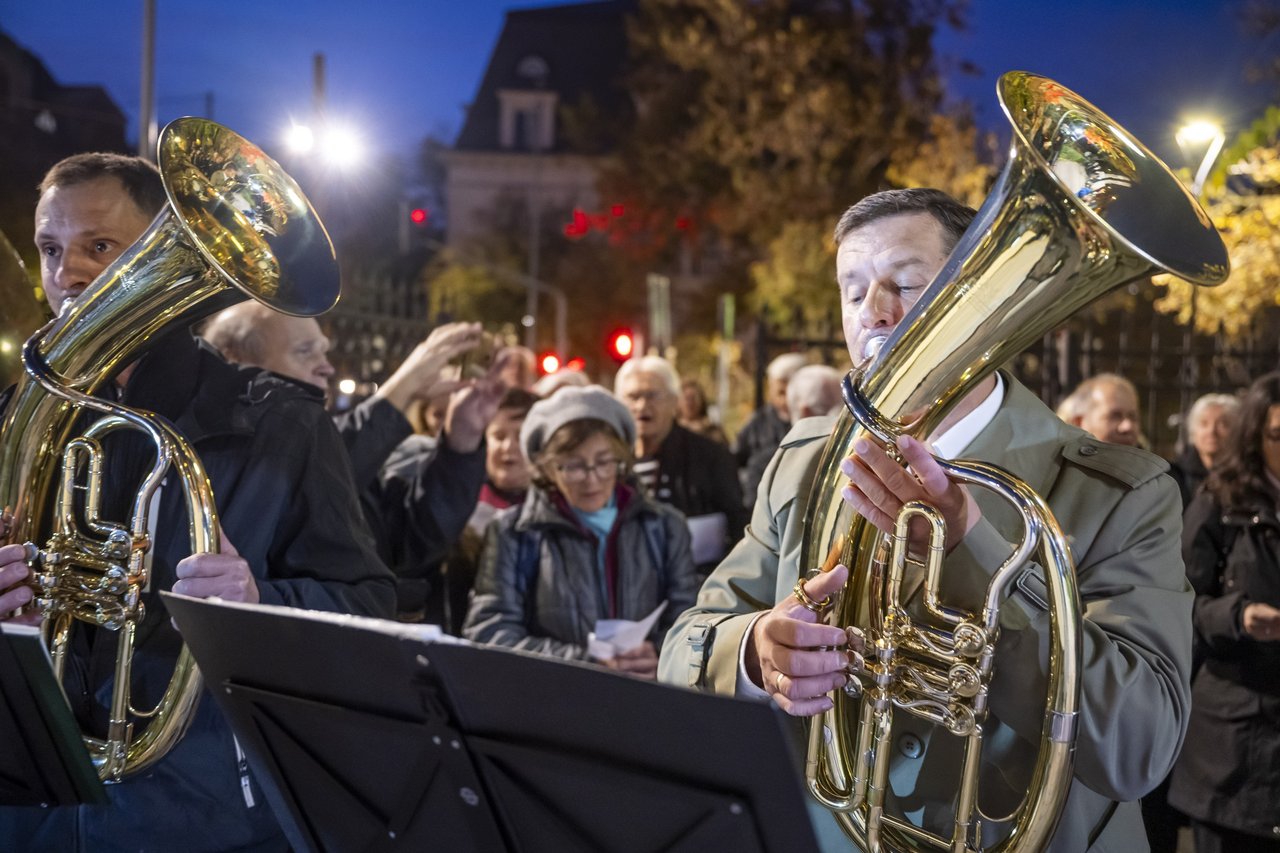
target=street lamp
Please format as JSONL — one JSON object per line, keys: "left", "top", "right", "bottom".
{"left": 1176, "top": 119, "right": 1226, "bottom": 198}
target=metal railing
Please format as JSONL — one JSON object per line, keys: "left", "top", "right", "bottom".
{"left": 755, "top": 296, "right": 1280, "bottom": 456}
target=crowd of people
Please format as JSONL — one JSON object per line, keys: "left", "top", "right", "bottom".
{"left": 0, "top": 151, "right": 1275, "bottom": 853}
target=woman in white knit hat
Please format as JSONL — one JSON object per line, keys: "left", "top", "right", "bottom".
{"left": 462, "top": 385, "right": 699, "bottom": 678}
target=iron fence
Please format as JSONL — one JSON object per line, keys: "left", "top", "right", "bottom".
{"left": 755, "top": 297, "right": 1280, "bottom": 457}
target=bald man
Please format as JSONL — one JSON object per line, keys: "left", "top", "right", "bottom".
{"left": 1059, "top": 373, "right": 1142, "bottom": 448}
{"left": 203, "top": 306, "right": 508, "bottom": 620}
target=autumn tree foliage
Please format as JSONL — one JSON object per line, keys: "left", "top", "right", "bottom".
{"left": 600, "top": 0, "right": 966, "bottom": 259}
{"left": 746, "top": 110, "right": 996, "bottom": 329}
{"left": 1154, "top": 107, "right": 1280, "bottom": 337}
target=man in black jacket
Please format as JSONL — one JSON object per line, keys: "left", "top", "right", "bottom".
{"left": 202, "top": 304, "right": 509, "bottom": 619}
{"left": 0, "top": 152, "right": 394, "bottom": 851}
{"left": 615, "top": 356, "right": 745, "bottom": 575}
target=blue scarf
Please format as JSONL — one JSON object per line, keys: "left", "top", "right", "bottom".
{"left": 572, "top": 494, "right": 618, "bottom": 608}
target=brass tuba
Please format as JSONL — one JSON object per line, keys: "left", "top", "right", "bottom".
{"left": 801, "top": 73, "right": 1228, "bottom": 851}
{"left": 0, "top": 118, "right": 339, "bottom": 782}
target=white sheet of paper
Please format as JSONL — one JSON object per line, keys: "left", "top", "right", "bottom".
{"left": 686, "top": 512, "right": 728, "bottom": 564}
{"left": 588, "top": 600, "right": 668, "bottom": 659}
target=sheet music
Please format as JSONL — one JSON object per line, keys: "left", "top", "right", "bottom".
{"left": 587, "top": 601, "right": 667, "bottom": 659}
{"left": 686, "top": 512, "right": 728, "bottom": 564}
{"left": 164, "top": 594, "right": 470, "bottom": 645}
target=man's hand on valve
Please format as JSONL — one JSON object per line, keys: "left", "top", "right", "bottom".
{"left": 745, "top": 564, "right": 866, "bottom": 716}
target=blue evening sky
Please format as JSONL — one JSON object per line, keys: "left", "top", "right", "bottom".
{"left": 0, "top": 0, "right": 1271, "bottom": 170}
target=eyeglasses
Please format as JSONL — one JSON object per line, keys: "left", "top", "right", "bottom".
{"left": 555, "top": 457, "right": 623, "bottom": 483}
{"left": 623, "top": 390, "right": 673, "bottom": 405}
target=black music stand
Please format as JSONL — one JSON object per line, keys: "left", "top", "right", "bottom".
{"left": 163, "top": 593, "right": 820, "bottom": 853}
{"left": 0, "top": 623, "right": 105, "bottom": 806}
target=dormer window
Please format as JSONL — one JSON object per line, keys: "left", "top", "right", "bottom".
{"left": 498, "top": 88, "right": 558, "bottom": 152}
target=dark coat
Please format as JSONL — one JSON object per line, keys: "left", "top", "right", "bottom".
{"left": 1167, "top": 446, "right": 1209, "bottom": 509}
{"left": 733, "top": 405, "right": 790, "bottom": 509}
{"left": 0, "top": 331, "right": 395, "bottom": 852}
{"left": 648, "top": 423, "right": 747, "bottom": 565}
{"left": 1169, "top": 490, "right": 1280, "bottom": 839}
{"left": 462, "top": 484, "right": 700, "bottom": 660}
{"left": 335, "top": 403, "right": 487, "bottom": 616}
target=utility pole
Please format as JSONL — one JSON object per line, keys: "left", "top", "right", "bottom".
{"left": 312, "top": 53, "right": 327, "bottom": 122}
{"left": 137, "top": 0, "right": 157, "bottom": 160}
{"left": 524, "top": 110, "right": 545, "bottom": 350}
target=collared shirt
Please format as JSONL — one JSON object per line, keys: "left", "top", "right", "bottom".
{"left": 736, "top": 374, "right": 1004, "bottom": 699}
{"left": 928, "top": 374, "right": 1005, "bottom": 460}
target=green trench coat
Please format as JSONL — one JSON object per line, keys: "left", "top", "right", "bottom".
{"left": 659, "top": 376, "right": 1192, "bottom": 853}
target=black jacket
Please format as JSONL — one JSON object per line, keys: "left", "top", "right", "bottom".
{"left": 733, "top": 405, "right": 790, "bottom": 509}
{"left": 1169, "top": 490, "right": 1280, "bottom": 838}
{"left": 646, "top": 424, "right": 746, "bottom": 568}
{"left": 334, "top": 401, "right": 487, "bottom": 615}
{"left": 1167, "top": 445, "right": 1210, "bottom": 508}
{"left": 1, "top": 331, "right": 395, "bottom": 852}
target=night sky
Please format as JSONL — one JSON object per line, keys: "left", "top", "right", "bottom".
{"left": 1, "top": 0, "right": 1272, "bottom": 171}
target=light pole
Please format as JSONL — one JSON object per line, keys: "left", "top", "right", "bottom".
{"left": 1174, "top": 118, "right": 1225, "bottom": 417}
{"left": 1176, "top": 119, "right": 1226, "bottom": 199}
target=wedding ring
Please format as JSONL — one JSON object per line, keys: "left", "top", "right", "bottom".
{"left": 775, "top": 672, "right": 785, "bottom": 694}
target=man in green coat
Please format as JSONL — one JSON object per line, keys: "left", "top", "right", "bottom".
{"left": 658, "top": 188, "right": 1192, "bottom": 852}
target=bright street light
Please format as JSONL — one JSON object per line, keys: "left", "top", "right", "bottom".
{"left": 321, "top": 124, "right": 363, "bottom": 169}
{"left": 1176, "top": 118, "right": 1226, "bottom": 198}
{"left": 283, "top": 122, "right": 363, "bottom": 169}
{"left": 284, "top": 123, "right": 315, "bottom": 155}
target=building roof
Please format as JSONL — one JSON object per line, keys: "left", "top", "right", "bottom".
{"left": 454, "top": 0, "right": 635, "bottom": 153}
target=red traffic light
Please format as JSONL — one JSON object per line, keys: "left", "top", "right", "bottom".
{"left": 409, "top": 207, "right": 429, "bottom": 225}
{"left": 539, "top": 352, "right": 561, "bottom": 375}
{"left": 608, "top": 330, "right": 634, "bottom": 361}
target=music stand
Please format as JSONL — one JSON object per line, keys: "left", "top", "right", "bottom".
{"left": 163, "top": 594, "right": 820, "bottom": 853}
{"left": 0, "top": 623, "right": 105, "bottom": 806}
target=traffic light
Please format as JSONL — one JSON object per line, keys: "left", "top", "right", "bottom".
{"left": 539, "top": 352, "right": 561, "bottom": 375}
{"left": 608, "top": 329, "right": 633, "bottom": 362}
{"left": 409, "top": 207, "right": 429, "bottom": 225}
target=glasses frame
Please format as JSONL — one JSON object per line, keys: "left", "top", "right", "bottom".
{"left": 554, "top": 456, "right": 624, "bottom": 484}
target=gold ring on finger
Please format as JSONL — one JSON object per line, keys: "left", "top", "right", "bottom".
{"left": 792, "top": 578, "right": 833, "bottom": 615}
{"left": 775, "top": 672, "right": 785, "bottom": 694}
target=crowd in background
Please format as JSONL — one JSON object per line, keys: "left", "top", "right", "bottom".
{"left": 291, "top": 326, "right": 1276, "bottom": 852}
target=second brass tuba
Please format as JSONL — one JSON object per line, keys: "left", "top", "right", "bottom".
{"left": 801, "top": 73, "right": 1228, "bottom": 851}
{"left": 0, "top": 118, "right": 339, "bottom": 781}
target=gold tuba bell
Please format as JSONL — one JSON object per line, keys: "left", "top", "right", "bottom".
{"left": 0, "top": 118, "right": 339, "bottom": 782}
{"left": 800, "top": 72, "right": 1228, "bottom": 851}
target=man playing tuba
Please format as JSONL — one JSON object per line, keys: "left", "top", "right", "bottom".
{"left": 658, "top": 188, "right": 1192, "bottom": 852}
{"left": 0, "top": 153, "right": 395, "bottom": 850}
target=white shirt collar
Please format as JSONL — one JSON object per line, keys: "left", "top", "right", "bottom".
{"left": 927, "top": 374, "right": 1005, "bottom": 461}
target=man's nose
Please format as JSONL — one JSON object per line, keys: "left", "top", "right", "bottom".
{"left": 315, "top": 357, "right": 336, "bottom": 379}
{"left": 858, "top": 281, "right": 900, "bottom": 327}
{"left": 54, "top": 251, "right": 95, "bottom": 293}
